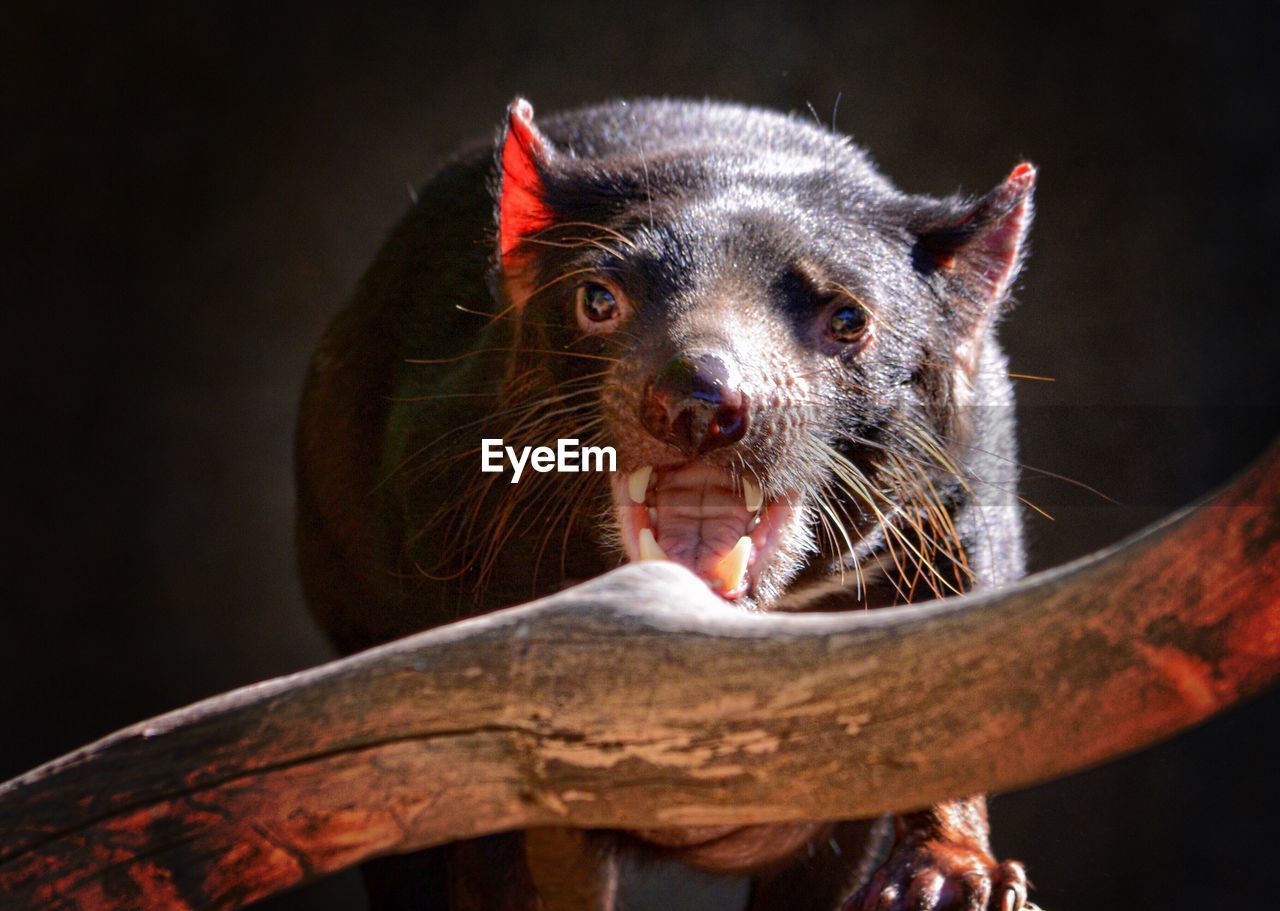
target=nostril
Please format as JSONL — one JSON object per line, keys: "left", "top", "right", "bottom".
{"left": 639, "top": 386, "right": 673, "bottom": 441}
{"left": 709, "top": 402, "right": 748, "bottom": 445}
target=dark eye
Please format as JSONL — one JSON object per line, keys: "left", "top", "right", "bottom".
{"left": 576, "top": 281, "right": 624, "bottom": 329}
{"left": 828, "top": 303, "right": 870, "bottom": 343}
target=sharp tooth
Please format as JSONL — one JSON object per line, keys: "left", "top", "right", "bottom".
{"left": 637, "top": 527, "right": 668, "bottom": 561}
{"left": 628, "top": 466, "right": 653, "bottom": 504}
{"left": 711, "top": 535, "right": 752, "bottom": 593}
{"left": 743, "top": 477, "right": 763, "bottom": 513}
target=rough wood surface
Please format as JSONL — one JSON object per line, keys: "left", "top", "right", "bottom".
{"left": 1, "top": 444, "right": 1277, "bottom": 911}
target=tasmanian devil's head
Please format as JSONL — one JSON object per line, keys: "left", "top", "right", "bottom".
{"left": 487, "top": 98, "right": 1033, "bottom": 609}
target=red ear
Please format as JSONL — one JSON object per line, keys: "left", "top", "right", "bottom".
{"left": 498, "top": 98, "right": 554, "bottom": 261}
{"left": 920, "top": 162, "right": 1036, "bottom": 307}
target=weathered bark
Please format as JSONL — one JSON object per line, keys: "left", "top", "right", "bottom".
{"left": 0, "top": 444, "right": 1277, "bottom": 911}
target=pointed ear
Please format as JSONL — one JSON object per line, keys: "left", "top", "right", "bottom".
{"left": 497, "top": 98, "right": 556, "bottom": 264}
{"left": 915, "top": 163, "right": 1036, "bottom": 320}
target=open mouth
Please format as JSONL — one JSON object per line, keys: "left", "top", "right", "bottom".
{"left": 614, "top": 462, "right": 794, "bottom": 600}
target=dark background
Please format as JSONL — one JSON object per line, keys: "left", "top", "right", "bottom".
{"left": 4, "top": 2, "right": 1278, "bottom": 909}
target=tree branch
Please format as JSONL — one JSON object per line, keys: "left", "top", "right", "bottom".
{"left": 1, "top": 444, "right": 1277, "bottom": 911}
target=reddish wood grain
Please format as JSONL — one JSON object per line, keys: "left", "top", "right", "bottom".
{"left": 0, "top": 444, "right": 1277, "bottom": 911}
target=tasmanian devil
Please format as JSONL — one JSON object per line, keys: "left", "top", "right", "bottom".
{"left": 296, "top": 97, "right": 1035, "bottom": 911}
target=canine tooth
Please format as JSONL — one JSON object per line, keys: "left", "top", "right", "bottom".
{"left": 648, "top": 507, "right": 658, "bottom": 526}
{"left": 743, "top": 477, "right": 763, "bottom": 513}
{"left": 637, "top": 527, "right": 668, "bottom": 561}
{"left": 628, "top": 466, "right": 653, "bottom": 504}
{"left": 711, "top": 535, "right": 752, "bottom": 593}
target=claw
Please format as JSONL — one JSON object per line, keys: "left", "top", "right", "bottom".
{"left": 996, "top": 860, "right": 1028, "bottom": 911}
{"left": 906, "top": 870, "right": 944, "bottom": 909}
{"left": 875, "top": 885, "right": 900, "bottom": 911}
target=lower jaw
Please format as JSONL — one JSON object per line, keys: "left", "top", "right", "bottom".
{"left": 614, "top": 470, "right": 795, "bottom": 603}
{"left": 628, "top": 822, "right": 826, "bottom": 873}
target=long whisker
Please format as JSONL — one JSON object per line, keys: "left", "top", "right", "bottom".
{"left": 405, "top": 347, "right": 619, "bottom": 366}
{"left": 524, "top": 220, "right": 638, "bottom": 250}
{"left": 386, "top": 370, "right": 610, "bottom": 481}
{"left": 814, "top": 439, "right": 968, "bottom": 600}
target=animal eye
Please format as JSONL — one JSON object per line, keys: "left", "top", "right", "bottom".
{"left": 828, "top": 303, "right": 870, "bottom": 343}
{"left": 579, "top": 282, "right": 617, "bottom": 321}
{"left": 576, "top": 281, "right": 626, "bottom": 330}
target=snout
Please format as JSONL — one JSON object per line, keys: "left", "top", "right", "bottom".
{"left": 639, "top": 352, "right": 750, "bottom": 456}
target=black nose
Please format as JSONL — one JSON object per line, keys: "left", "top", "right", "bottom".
{"left": 640, "top": 353, "right": 749, "bottom": 455}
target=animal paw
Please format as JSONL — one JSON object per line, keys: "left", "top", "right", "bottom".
{"left": 844, "top": 838, "right": 1026, "bottom": 911}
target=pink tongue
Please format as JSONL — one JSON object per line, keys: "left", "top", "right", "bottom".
{"left": 652, "top": 474, "right": 752, "bottom": 578}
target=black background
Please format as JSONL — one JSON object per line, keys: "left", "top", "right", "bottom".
{"left": 4, "top": 3, "right": 1278, "bottom": 909}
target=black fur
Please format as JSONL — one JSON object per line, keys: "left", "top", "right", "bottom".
{"left": 296, "top": 97, "right": 1034, "bottom": 910}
